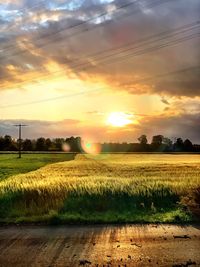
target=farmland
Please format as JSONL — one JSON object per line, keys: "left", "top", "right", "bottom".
{"left": 0, "top": 153, "right": 75, "bottom": 181}
{"left": 0, "top": 154, "right": 200, "bottom": 223}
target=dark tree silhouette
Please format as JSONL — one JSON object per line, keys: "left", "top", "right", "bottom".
{"left": 137, "top": 135, "right": 149, "bottom": 151}
{"left": 163, "top": 137, "right": 173, "bottom": 151}
{"left": 35, "top": 137, "right": 46, "bottom": 151}
{"left": 66, "top": 137, "right": 81, "bottom": 152}
{"left": 184, "top": 139, "right": 194, "bottom": 152}
{"left": 0, "top": 135, "right": 17, "bottom": 151}
{"left": 0, "top": 134, "right": 198, "bottom": 152}
{"left": 4, "top": 135, "right": 13, "bottom": 150}
{"left": 151, "top": 135, "right": 163, "bottom": 145}
{"left": 23, "top": 139, "right": 33, "bottom": 151}
{"left": 151, "top": 135, "right": 164, "bottom": 152}
{"left": 174, "top": 138, "right": 184, "bottom": 152}
{"left": 0, "top": 137, "right": 5, "bottom": 150}
{"left": 53, "top": 138, "right": 64, "bottom": 151}
{"left": 45, "top": 138, "right": 53, "bottom": 150}
{"left": 138, "top": 135, "right": 148, "bottom": 145}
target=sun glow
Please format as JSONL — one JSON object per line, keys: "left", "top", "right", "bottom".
{"left": 107, "top": 112, "right": 133, "bottom": 127}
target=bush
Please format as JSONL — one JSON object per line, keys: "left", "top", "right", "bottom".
{"left": 181, "top": 186, "right": 200, "bottom": 219}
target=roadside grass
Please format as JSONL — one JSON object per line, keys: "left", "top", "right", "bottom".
{"left": 0, "top": 154, "right": 199, "bottom": 223}
{"left": 3, "top": 208, "right": 190, "bottom": 224}
{"left": 0, "top": 153, "right": 75, "bottom": 181}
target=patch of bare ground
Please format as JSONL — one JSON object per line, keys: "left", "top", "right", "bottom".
{"left": 0, "top": 224, "right": 199, "bottom": 267}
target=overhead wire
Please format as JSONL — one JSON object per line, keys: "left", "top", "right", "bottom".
{"left": 1, "top": 31, "right": 199, "bottom": 91}
{"left": 0, "top": 65, "right": 199, "bottom": 109}
{"left": 0, "top": 0, "right": 175, "bottom": 60}
{"left": 0, "top": 0, "right": 140, "bottom": 56}
{"left": 0, "top": 0, "right": 115, "bottom": 34}
{"left": 0, "top": 21, "right": 199, "bottom": 90}
{"left": 0, "top": 0, "right": 198, "bottom": 110}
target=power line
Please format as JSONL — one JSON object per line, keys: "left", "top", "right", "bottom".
{"left": 13, "top": 124, "right": 28, "bottom": 158}
{"left": 39, "top": 0, "right": 176, "bottom": 51}
{"left": 76, "top": 21, "right": 200, "bottom": 64}
{"left": 84, "top": 32, "right": 200, "bottom": 71}
{"left": 0, "top": 87, "right": 102, "bottom": 109}
{"left": 1, "top": 0, "right": 47, "bottom": 19}
{"left": 54, "top": 0, "right": 179, "bottom": 51}
{"left": 0, "top": 22, "right": 199, "bottom": 90}
{"left": 1, "top": 32, "right": 199, "bottom": 92}
{"left": 0, "top": 65, "right": 199, "bottom": 109}
{"left": 119, "top": 65, "right": 200, "bottom": 87}
{"left": 1, "top": 0, "right": 115, "bottom": 34}
{"left": 0, "top": 0, "right": 49, "bottom": 35}
{"left": 68, "top": 26, "right": 200, "bottom": 70}
{"left": 0, "top": 20, "right": 199, "bottom": 88}
{"left": 0, "top": 0, "right": 140, "bottom": 56}
{"left": 44, "top": 21, "right": 198, "bottom": 73}
{"left": 0, "top": 0, "right": 175, "bottom": 60}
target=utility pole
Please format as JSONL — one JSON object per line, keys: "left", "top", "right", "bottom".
{"left": 14, "top": 124, "right": 28, "bottom": 158}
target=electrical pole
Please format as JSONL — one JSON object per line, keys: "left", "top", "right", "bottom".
{"left": 14, "top": 124, "right": 28, "bottom": 158}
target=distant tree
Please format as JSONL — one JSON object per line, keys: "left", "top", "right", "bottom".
{"left": 66, "top": 137, "right": 81, "bottom": 152}
{"left": 177, "top": 138, "right": 184, "bottom": 145}
{"left": 31, "top": 139, "right": 36, "bottom": 151}
{"left": 184, "top": 139, "right": 194, "bottom": 152}
{"left": 163, "top": 137, "right": 173, "bottom": 151}
{"left": 0, "top": 135, "right": 17, "bottom": 151}
{"left": 173, "top": 138, "right": 184, "bottom": 152}
{"left": 53, "top": 138, "right": 64, "bottom": 151}
{"left": 0, "top": 136, "right": 5, "bottom": 150}
{"left": 23, "top": 139, "right": 33, "bottom": 151}
{"left": 113, "top": 143, "right": 119, "bottom": 152}
{"left": 151, "top": 135, "right": 163, "bottom": 145}
{"left": 102, "top": 142, "right": 110, "bottom": 153}
{"left": 0, "top": 134, "right": 196, "bottom": 153}
{"left": 137, "top": 135, "right": 149, "bottom": 151}
{"left": 45, "top": 138, "right": 53, "bottom": 151}
{"left": 151, "top": 135, "right": 164, "bottom": 151}
{"left": 35, "top": 137, "right": 46, "bottom": 151}
{"left": 4, "top": 135, "right": 13, "bottom": 150}
{"left": 121, "top": 142, "right": 129, "bottom": 152}
{"left": 138, "top": 135, "right": 148, "bottom": 145}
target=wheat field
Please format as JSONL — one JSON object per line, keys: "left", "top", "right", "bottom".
{"left": 0, "top": 154, "right": 199, "bottom": 223}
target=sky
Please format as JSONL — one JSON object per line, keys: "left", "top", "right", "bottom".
{"left": 0, "top": 0, "right": 199, "bottom": 143}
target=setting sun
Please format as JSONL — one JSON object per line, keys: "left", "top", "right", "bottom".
{"left": 107, "top": 112, "right": 133, "bottom": 127}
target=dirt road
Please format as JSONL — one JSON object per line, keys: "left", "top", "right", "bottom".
{"left": 0, "top": 225, "right": 199, "bottom": 267}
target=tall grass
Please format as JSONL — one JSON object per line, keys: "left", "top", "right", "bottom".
{"left": 0, "top": 154, "right": 199, "bottom": 223}
{"left": 0, "top": 153, "right": 75, "bottom": 181}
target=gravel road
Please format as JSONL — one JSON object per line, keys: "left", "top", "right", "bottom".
{"left": 0, "top": 224, "right": 199, "bottom": 267}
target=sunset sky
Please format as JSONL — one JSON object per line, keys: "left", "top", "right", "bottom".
{"left": 0, "top": 0, "right": 199, "bottom": 143}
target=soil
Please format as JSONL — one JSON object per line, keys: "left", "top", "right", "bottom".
{"left": 0, "top": 224, "right": 199, "bottom": 267}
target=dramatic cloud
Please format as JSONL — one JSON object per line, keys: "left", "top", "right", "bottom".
{"left": 1, "top": 108, "right": 199, "bottom": 143}
{"left": 0, "top": 0, "right": 199, "bottom": 96}
{"left": 136, "top": 112, "right": 200, "bottom": 144}
{"left": 0, "top": 0, "right": 199, "bottom": 142}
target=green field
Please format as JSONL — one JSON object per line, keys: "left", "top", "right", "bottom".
{"left": 0, "top": 153, "right": 75, "bottom": 181}
{"left": 0, "top": 154, "right": 199, "bottom": 224}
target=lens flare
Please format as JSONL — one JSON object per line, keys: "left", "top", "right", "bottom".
{"left": 62, "top": 142, "right": 71, "bottom": 152}
{"left": 81, "top": 139, "right": 101, "bottom": 154}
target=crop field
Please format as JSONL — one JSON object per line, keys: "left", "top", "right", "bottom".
{"left": 0, "top": 154, "right": 200, "bottom": 223}
{"left": 0, "top": 153, "right": 75, "bottom": 181}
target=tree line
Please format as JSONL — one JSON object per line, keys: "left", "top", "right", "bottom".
{"left": 0, "top": 136, "right": 81, "bottom": 152}
{"left": 105, "top": 135, "right": 199, "bottom": 152}
{"left": 0, "top": 134, "right": 199, "bottom": 152}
